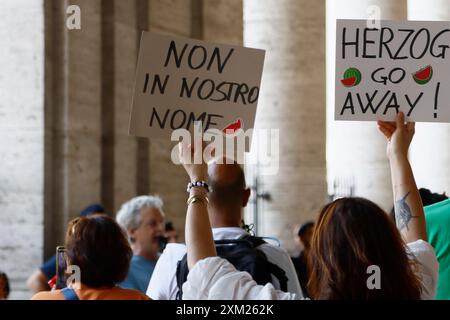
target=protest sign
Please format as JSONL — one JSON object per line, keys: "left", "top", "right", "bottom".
{"left": 129, "top": 31, "right": 265, "bottom": 141}
{"left": 335, "top": 19, "right": 450, "bottom": 122}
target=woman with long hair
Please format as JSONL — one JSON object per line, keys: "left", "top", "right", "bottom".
{"left": 179, "top": 112, "right": 438, "bottom": 299}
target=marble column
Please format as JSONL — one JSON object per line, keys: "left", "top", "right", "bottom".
{"left": 326, "top": 0, "right": 407, "bottom": 212}
{"left": 244, "top": 0, "right": 327, "bottom": 253}
{"left": 44, "top": 0, "right": 102, "bottom": 256}
{"left": 407, "top": 0, "right": 450, "bottom": 196}
{"left": 145, "top": 0, "right": 244, "bottom": 240}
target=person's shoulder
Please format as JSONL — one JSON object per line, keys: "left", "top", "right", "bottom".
{"left": 164, "top": 243, "right": 187, "bottom": 253}
{"left": 160, "top": 243, "right": 187, "bottom": 261}
{"left": 425, "top": 199, "right": 450, "bottom": 216}
{"left": 112, "top": 286, "right": 150, "bottom": 300}
{"left": 406, "top": 240, "right": 439, "bottom": 277}
{"left": 258, "top": 241, "right": 290, "bottom": 257}
{"left": 407, "top": 239, "right": 435, "bottom": 254}
{"left": 407, "top": 240, "right": 439, "bottom": 300}
{"left": 31, "top": 290, "right": 64, "bottom": 300}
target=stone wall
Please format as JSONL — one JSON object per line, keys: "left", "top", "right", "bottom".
{"left": 0, "top": 0, "right": 243, "bottom": 299}
{"left": 0, "top": 0, "right": 44, "bottom": 299}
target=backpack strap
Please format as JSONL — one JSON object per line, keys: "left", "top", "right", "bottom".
{"left": 266, "top": 262, "right": 289, "bottom": 292}
{"left": 240, "top": 235, "right": 266, "bottom": 247}
{"left": 175, "top": 254, "right": 189, "bottom": 300}
{"left": 242, "top": 235, "right": 289, "bottom": 292}
{"left": 214, "top": 235, "right": 265, "bottom": 247}
{"left": 61, "top": 287, "right": 79, "bottom": 300}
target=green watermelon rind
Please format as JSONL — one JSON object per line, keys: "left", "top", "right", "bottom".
{"left": 413, "top": 66, "right": 433, "bottom": 85}
{"left": 343, "top": 67, "right": 362, "bottom": 86}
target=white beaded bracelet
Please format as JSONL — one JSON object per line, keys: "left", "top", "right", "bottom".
{"left": 186, "top": 181, "right": 210, "bottom": 193}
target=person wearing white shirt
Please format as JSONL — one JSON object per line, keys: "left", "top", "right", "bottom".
{"left": 147, "top": 159, "right": 303, "bottom": 299}
{"left": 178, "top": 112, "right": 439, "bottom": 300}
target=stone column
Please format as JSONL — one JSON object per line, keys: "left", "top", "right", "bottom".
{"left": 44, "top": 0, "right": 102, "bottom": 256}
{"left": 0, "top": 0, "right": 44, "bottom": 300}
{"left": 407, "top": 0, "right": 450, "bottom": 195}
{"left": 326, "top": 0, "right": 407, "bottom": 212}
{"left": 144, "top": 0, "right": 244, "bottom": 240}
{"left": 244, "top": 0, "right": 327, "bottom": 253}
{"left": 110, "top": 0, "right": 139, "bottom": 212}
{"left": 202, "top": 0, "right": 243, "bottom": 46}
{"left": 145, "top": 0, "right": 193, "bottom": 240}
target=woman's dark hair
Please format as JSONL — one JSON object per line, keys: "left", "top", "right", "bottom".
{"left": 419, "top": 188, "right": 448, "bottom": 206}
{"left": 0, "top": 272, "right": 10, "bottom": 299}
{"left": 298, "top": 221, "right": 314, "bottom": 237}
{"left": 307, "top": 197, "right": 423, "bottom": 299}
{"left": 65, "top": 214, "right": 132, "bottom": 288}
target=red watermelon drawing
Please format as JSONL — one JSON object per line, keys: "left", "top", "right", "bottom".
{"left": 223, "top": 119, "right": 243, "bottom": 134}
{"left": 413, "top": 65, "right": 433, "bottom": 85}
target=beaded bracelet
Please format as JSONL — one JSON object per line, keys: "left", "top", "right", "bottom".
{"left": 186, "top": 180, "right": 210, "bottom": 193}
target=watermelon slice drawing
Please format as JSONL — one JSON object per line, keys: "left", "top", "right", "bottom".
{"left": 223, "top": 119, "right": 243, "bottom": 134}
{"left": 413, "top": 65, "right": 433, "bottom": 85}
{"left": 341, "top": 67, "right": 362, "bottom": 87}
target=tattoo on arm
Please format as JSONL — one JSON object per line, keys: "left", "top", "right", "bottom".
{"left": 394, "top": 192, "right": 418, "bottom": 231}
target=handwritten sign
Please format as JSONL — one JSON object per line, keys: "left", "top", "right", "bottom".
{"left": 129, "top": 31, "right": 265, "bottom": 140}
{"left": 335, "top": 19, "right": 450, "bottom": 122}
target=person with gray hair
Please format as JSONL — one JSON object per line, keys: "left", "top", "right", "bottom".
{"left": 116, "top": 195, "right": 165, "bottom": 294}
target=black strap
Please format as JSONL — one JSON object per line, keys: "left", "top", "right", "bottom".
{"left": 175, "top": 259, "right": 187, "bottom": 300}
{"left": 61, "top": 287, "right": 79, "bottom": 300}
{"left": 215, "top": 235, "right": 289, "bottom": 292}
{"left": 267, "top": 262, "right": 289, "bottom": 292}
{"left": 214, "top": 235, "right": 265, "bottom": 247}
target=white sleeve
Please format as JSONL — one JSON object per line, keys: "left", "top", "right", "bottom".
{"left": 146, "top": 244, "right": 187, "bottom": 300}
{"left": 259, "top": 244, "right": 304, "bottom": 298}
{"left": 182, "top": 257, "right": 298, "bottom": 300}
{"left": 406, "top": 240, "right": 439, "bottom": 300}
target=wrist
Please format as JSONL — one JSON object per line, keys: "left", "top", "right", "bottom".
{"left": 189, "top": 174, "right": 208, "bottom": 182}
{"left": 388, "top": 151, "right": 408, "bottom": 162}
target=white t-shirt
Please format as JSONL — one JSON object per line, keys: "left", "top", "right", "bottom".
{"left": 182, "top": 239, "right": 439, "bottom": 300}
{"left": 146, "top": 227, "right": 303, "bottom": 299}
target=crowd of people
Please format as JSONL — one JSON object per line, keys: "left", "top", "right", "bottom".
{"left": 1, "top": 112, "right": 446, "bottom": 300}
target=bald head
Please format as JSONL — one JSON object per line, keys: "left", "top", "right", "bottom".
{"left": 207, "top": 159, "right": 250, "bottom": 226}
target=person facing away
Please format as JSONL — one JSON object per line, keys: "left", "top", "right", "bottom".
{"left": 0, "top": 272, "right": 10, "bottom": 300}
{"left": 26, "top": 204, "right": 105, "bottom": 294}
{"left": 291, "top": 221, "right": 314, "bottom": 298}
{"left": 146, "top": 159, "right": 302, "bottom": 300}
{"left": 179, "top": 112, "right": 439, "bottom": 300}
{"left": 32, "top": 215, "right": 149, "bottom": 300}
{"left": 165, "top": 221, "right": 179, "bottom": 244}
{"left": 421, "top": 188, "right": 450, "bottom": 299}
{"left": 116, "top": 195, "right": 165, "bottom": 294}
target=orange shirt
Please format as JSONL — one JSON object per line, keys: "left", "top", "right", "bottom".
{"left": 31, "top": 284, "right": 150, "bottom": 300}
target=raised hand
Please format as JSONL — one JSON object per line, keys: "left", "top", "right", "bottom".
{"left": 377, "top": 111, "right": 415, "bottom": 159}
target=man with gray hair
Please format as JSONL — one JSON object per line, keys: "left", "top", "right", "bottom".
{"left": 116, "top": 195, "right": 165, "bottom": 294}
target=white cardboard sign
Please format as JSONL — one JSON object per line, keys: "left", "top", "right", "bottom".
{"left": 129, "top": 31, "right": 265, "bottom": 140}
{"left": 335, "top": 19, "right": 450, "bottom": 122}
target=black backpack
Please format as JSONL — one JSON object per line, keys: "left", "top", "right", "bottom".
{"left": 175, "top": 235, "right": 288, "bottom": 299}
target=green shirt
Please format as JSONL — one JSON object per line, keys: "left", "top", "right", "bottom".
{"left": 425, "top": 199, "right": 450, "bottom": 300}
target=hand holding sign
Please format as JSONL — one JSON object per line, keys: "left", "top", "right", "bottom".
{"left": 178, "top": 141, "right": 208, "bottom": 183}
{"left": 377, "top": 112, "right": 415, "bottom": 160}
{"left": 335, "top": 19, "right": 450, "bottom": 123}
